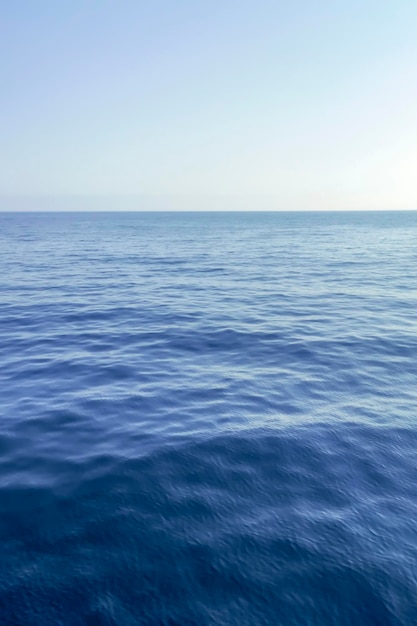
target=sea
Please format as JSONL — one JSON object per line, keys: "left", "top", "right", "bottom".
{"left": 0, "top": 210, "right": 417, "bottom": 625}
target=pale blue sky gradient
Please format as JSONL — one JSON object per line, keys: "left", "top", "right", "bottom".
{"left": 2, "top": 1, "right": 417, "bottom": 210}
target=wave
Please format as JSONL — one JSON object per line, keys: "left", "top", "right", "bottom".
{"left": 1, "top": 424, "right": 417, "bottom": 624}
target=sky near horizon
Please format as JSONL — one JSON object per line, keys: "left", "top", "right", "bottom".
{"left": 1, "top": 1, "right": 417, "bottom": 211}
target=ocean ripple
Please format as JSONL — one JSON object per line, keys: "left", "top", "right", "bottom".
{"left": 0, "top": 210, "right": 417, "bottom": 624}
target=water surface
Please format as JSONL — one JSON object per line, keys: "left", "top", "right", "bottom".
{"left": 1, "top": 210, "right": 417, "bottom": 624}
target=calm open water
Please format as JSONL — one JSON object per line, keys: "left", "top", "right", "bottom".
{"left": 1, "top": 210, "right": 417, "bottom": 625}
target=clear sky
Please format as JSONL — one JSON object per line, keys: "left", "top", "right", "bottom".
{"left": 1, "top": 1, "right": 417, "bottom": 210}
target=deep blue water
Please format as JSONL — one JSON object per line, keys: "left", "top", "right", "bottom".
{"left": 1, "top": 210, "right": 417, "bottom": 625}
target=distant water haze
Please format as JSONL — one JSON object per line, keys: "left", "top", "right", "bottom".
{"left": 2, "top": 194, "right": 417, "bottom": 212}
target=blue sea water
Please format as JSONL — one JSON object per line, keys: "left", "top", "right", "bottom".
{"left": 0, "top": 210, "right": 417, "bottom": 625}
